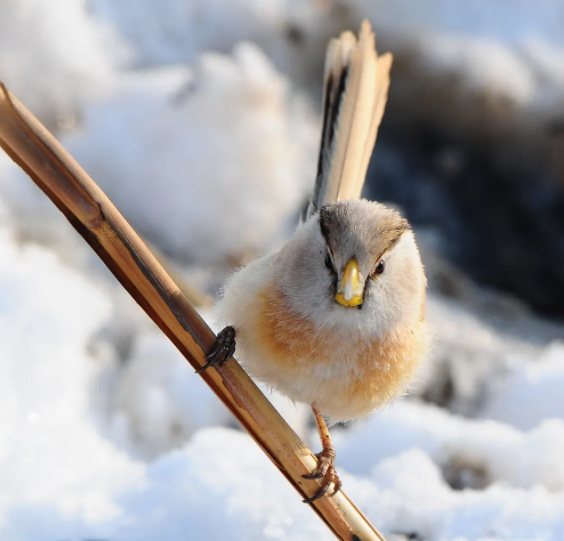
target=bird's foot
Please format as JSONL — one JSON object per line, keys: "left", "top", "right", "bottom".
{"left": 196, "top": 326, "right": 236, "bottom": 374}
{"left": 302, "top": 448, "right": 342, "bottom": 503}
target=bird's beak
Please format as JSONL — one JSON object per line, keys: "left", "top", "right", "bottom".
{"left": 335, "top": 258, "right": 364, "bottom": 307}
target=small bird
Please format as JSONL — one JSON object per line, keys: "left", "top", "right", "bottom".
{"left": 200, "top": 21, "right": 429, "bottom": 502}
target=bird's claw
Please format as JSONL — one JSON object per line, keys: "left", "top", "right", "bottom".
{"left": 302, "top": 470, "right": 324, "bottom": 480}
{"left": 302, "top": 450, "right": 342, "bottom": 503}
{"left": 196, "top": 326, "right": 236, "bottom": 374}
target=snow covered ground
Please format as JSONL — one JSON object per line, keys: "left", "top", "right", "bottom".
{"left": 1, "top": 2, "right": 564, "bottom": 540}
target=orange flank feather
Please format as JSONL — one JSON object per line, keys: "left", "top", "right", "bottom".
{"left": 240, "top": 286, "right": 427, "bottom": 421}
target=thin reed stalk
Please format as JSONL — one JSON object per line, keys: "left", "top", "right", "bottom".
{"left": 0, "top": 83, "right": 387, "bottom": 541}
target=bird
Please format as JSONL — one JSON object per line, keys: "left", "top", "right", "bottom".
{"left": 199, "top": 20, "right": 429, "bottom": 503}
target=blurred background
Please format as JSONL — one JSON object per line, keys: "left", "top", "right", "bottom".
{"left": 1, "top": 1, "right": 564, "bottom": 540}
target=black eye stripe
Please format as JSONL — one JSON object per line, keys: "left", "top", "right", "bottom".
{"left": 325, "top": 252, "right": 336, "bottom": 274}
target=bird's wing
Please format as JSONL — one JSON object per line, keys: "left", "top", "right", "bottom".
{"left": 305, "top": 20, "right": 392, "bottom": 218}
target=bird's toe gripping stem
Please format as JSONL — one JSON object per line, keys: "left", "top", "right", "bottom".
{"left": 302, "top": 448, "right": 342, "bottom": 503}
{"left": 196, "top": 326, "right": 236, "bottom": 374}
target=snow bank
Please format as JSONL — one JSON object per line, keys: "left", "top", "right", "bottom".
{"left": 2, "top": 4, "right": 564, "bottom": 540}
{"left": 89, "top": 0, "right": 564, "bottom": 117}
{"left": 339, "top": 400, "right": 564, "bottom": 492}
{"left": 347, "top": 0, "right": 564, "bottom": 114}
{"left": 1, "top": 204, "right": 564, "bottom": 539}
{"left": 3, "top": 44, "right": 317, "bottom": 265}
{"left": 6, "top": 419, "right": 564, "bottom": 541}
{"left": 0, "top": 227, "right": 143, "bottom": 536}
{"left": 100, "top": 329, "right": 232, "bottom": 460}
{"left": 481, "top": 342, "right": 564, "bottom": 430}
{"left": 89, "top": 0, "right": 290, "bottom": 66}
{"left": 0, "top": 157, "right": 92, "bottom": 268}
{"left": 357, "top": 447, "right": 564, "bottom": 541}
{"left": 0, "top": 0, "right": 121, "bottom": 124}
{"left": 88, "top": 0, "right": 326, "bottom": 80}
{"left": 97, "top": 324, "right": 310, "bottom": 460}
{"left": 63, "top": 45, "right": 316, "bottom": 264}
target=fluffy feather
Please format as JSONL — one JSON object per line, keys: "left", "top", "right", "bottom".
{"left": 215, "top": 22, "right": 427, "bottom": 425}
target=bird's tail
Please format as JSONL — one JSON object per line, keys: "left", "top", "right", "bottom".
{"left": 304, "top": 20, "right": 392, "bottom": 219}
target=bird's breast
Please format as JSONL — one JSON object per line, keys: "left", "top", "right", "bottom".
{"left": 236, "top": 286, "right": 427, "bottom": 421}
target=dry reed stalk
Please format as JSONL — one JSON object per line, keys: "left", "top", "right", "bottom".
{"left": 0, "top": 83, "right": 387, "bottom": 541}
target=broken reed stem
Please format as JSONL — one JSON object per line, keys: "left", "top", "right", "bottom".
{"left": 0, "top": 83, "right": 387, "bottom": 541}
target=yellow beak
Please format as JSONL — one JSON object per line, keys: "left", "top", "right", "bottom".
{"left": 335, "top": 258, "right": 364, "bottom": 307}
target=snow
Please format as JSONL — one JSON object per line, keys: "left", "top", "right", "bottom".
{"left": 94, "top": 325, "right": 310, "bottom": 461}
{"left": 1, "top": 45, "right": 317, "bottom": 266}
{"left": 89, "top": 0, "right": 290, "bottom": 66}
{"left": 0, "top": 0, "right": 122, "bottom": 124}
{"left": 87, "top": 0, "right": 328, "bottom": 85}
{"left": 339, "top": 401, "right": 564, "bottom": 492}
{"left": 1, "top": 2, "right": 564, "bottom": 540}
{"left": 87, "top": 0, "right": 564, "bottom": 117}
{"left": 346, "top": 0, "right": 564, "bottom": 115}
{"left": 480, "top": 342, "right": 564, "bottom": 431}
{"left": 63, "top": 45, "right": 316, "bottom": 264}
{"left": 98, "top": 329, "right": 232, "bottom": 460}
{"left": 1, "top": 222, "right": 564, "bottom": 539}
{"left": 0, "top": 228, "right": 143, "bottom": 534}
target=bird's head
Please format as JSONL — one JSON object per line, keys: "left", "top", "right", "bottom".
{"left": 279, "top": 199, "right": 426, "bottom": 336}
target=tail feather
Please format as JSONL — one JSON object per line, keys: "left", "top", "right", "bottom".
{"left": 306, "top": 20, "right": 392, "bottom": 218}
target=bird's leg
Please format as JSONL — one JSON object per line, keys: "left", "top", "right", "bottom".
{"left": 196, "top": 326, "right": 236, "bottom": 374}
{"left": 302, "top": 406, "right": 342, "bottom": 503}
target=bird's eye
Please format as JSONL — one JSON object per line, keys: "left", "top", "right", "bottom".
{"left": 373, "top": 260, "right": 386, "bottom": 276}
{"left": 325, "top": 253, "right": 336, "bottom": 274}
